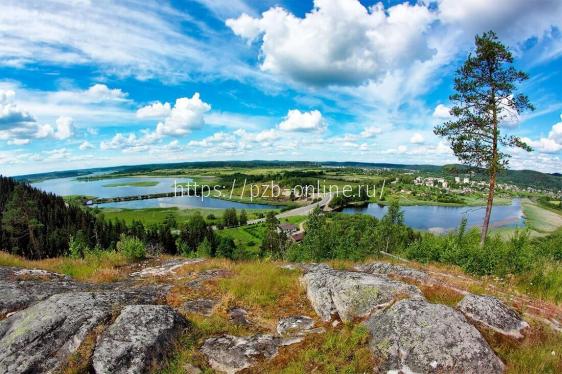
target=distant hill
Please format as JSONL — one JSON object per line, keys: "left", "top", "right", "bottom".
{"left": 14, "top": 160, "right": 561, "bottom": 191}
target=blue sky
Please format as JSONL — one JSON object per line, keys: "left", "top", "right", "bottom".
{"left": 1, "top": 0, "right": 562, "bottom": 176}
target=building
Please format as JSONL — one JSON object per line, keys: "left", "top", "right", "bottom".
{"left": 291, "top": 231, "right": 305, "bottom": 242}
{"left": 277, "top": 223, "right": 298, "bottom": 235}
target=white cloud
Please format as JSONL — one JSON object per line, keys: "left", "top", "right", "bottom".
{"left": 410, "top": 133, "right": 425, "bottom": 144}
{"left": 278, "top": 109, "right": 325, "bottom": 132}
{"left": 136, "top": 102, "right": 172, "bottom": 119}
{"left": 79, "top": 140, "right": 94, "bottom": 150}
{"left": 0, "top": 89, "right": 35, "bottom": 128}
{"left": 7, "top": 138, "right": 30, "bottom": 145}
{"left": 100, "top": 131, "right": 160, "bottom": 153}
{"left": 360, "top": 126, "right": 382, "bottom": 138}
{"left": 156, "top": 93, "right": 211, "bottom": 136}
{"left": 227, "top": 0, "right": 435, "bottom": 86}
{"left": 522, "top": 115, "right": 562, "bottom": 154}
{"left": 53, "top": 116, "right": 75, "bottom": 140}
{"left": 432, "top": 104, "right": 451, "bottom": 119}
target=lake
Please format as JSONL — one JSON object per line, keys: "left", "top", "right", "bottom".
{"left": 31, "top": 176, "right": 281, "bottom": 210}
{"left": 341, "top": 199, "right": 525, "bottom": 231}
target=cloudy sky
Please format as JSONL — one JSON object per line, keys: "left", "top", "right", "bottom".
{"left": 1, "top": 0, "right": 562, "bottom": 176}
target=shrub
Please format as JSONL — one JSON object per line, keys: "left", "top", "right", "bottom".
{"left": 116, "top": 234, "right": 146, "bottom": 260}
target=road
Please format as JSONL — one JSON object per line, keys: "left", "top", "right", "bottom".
{"left": 248, "top": 193, "right": 332, "bottom": 224}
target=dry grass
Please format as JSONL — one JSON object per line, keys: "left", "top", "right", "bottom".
{"left": 419, "top": 283, "right": 465, "bottom": 306}
{"left": 0, "top": 251, "right": 130, "bottom": 283}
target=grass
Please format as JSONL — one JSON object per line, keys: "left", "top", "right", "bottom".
{"left": 98, "top": 207, "right": 278, "bottom": 226}
{"left": 103, "top": 180, "right": 160, "bottom": 187}
{"left": 484, "top": 321, "right": 562, "bottom": 374}
{"left": 0, "top": 250, "right": 130, "bottom": 282}
{"left": 522, "top": 199, "right": 562, "bottom": 233}
{"left": 252, "top": 324, "right": 375, "bottom": 374}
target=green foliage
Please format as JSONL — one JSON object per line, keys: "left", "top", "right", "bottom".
{"left": 116, "top": 234, "right": 146, "bottom": 260}
{"left": 196, "top": 238, "right": 212, "bottom": 258}
{"left": 68, "top": 231, "right": 89, "bottom": 259}
{"left": 260, "top": 211, "right": 287, "bottom": 259}
{"left": 239, "top": 209, "right": 248, "bottom": 225}
{"left": 223, "top": 208, "right": 239, "bottom": 227}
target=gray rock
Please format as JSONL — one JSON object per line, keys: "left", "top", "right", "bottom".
{"left": 201, "top": 334, "right": 301, "bottom": 374}
{"left": 0, "top": 291, "right": 156, "bottom": 374}
{"left": 354, "top": 262, "right": 430, "bottom": 283}
{"left": 0, "top": 266, "right": 87, "bottom": 316}
{"left": 277, "top": 316, "right": 324, "bottom": 336}
{"left": 301, "top": 268, "right": 424, "bottom": 322}
{"left": 186, "top": 268, "right": 231, "bottom": 288}
{"left": 184, "top": 298, "right": 218, "bottom": 316}
{"left": 228, "top": 307, "right": 250, "bottom": 326}
{"left": 130, "top": 258, "right": 204, "bottom": 278}
{"left": 366, "top": 299, "right": 505, "bottom": 374}
{"left": 458, "top": 294, "right": 529, "bottom": 338}
{"left": 92, "top": 305, "right": 188, "bottom": 374}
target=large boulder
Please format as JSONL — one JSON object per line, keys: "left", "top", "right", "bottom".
{"left": 301, "top": 268, "right": 424, "bottom": 322}
{"left": 201, "top": 334, "right": 301, "bottom": 374}
{"left": 366, "top": 299, "right": 505, "bottom": 374}
{"left": 0, "top": 291, "right": 156, "bottom": 374}
{"left": 93, "top": 305, "right": 188, "bottom": 374}
{"left": 0, "top": 266, "right": 87, "bottom": 316}
{"left": 458, "top": 294, "right": 529, "bottom": 338}
{"left": 354, "top": 262, "right": 430, "bottom": 283}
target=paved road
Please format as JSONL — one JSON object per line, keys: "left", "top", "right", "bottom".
{"left": 248, "top": 193, "right": 332, "bottom": 224}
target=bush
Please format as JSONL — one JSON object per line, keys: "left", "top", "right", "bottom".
{"left": 116, "top": 234, "right": 146, "bottom": 260}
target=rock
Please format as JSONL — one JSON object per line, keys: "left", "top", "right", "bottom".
{"left": 354, "top": 262, "right": 430, "bottom": 283}
{"left": 201, "top": 334, "right": 301, "bottom": 374}
{"left": 186, "top": 268, "right": 231, "bottom": 288}
{"left": 130, "top": 258, "right": 204, "bottom": 278}
{"left": 184, "top": 298, "right": 218, "bottom": 316}
{"left": 277, "top": 316, "right": 325, "bottom": 336}
{"left": 0, "top": 290, "right": 158, "bottom": 374}
{"left": 457, "top": 294, "right": 529, "bottom": 338}
{"left": 92, "top": 305, "right": 188, "bottom": 374}
{"left": 301, "top": 268, "right": 424, "bottom": 322}
{"left": 0, "top": 266, "right": 88, "bottom": 316}
{"left": 228, "top": 307, "right": 251, "bottom": 326}
{"left": 281, "top": 263, "right": 331, "bottom": 273}
{"left": 366, "top": 299, "right": 505, "bottom": 374}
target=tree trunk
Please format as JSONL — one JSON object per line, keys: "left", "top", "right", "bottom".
{"left": 480, "top": 170, "right": 496, "bottom": 246}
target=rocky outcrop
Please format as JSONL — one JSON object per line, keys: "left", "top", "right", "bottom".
{"left": 0, "top": 266, "right": 87, "bottom": 316}
{"left": 93, "top": 305, "right": 188, "bottom": 374}
{"left": 354, "top": 262, "right": 430, "bottom": 283}
{"left": 366, "top": 299, "right": 505, "bottom": 374}
{"left": 277, "top": 316, "right": 325, "bottom": 336}
{"left": 301, "top": 268, "right": 424, "bottom": 322}
{"left": 281, "top": 263, "right": 331, "bottom": 273}
{"left": 186, "top": 268, "right": 231, "bottom": 288}
{"left": 184, "top": 298, "right": 218, "bottom": 316}
{"left": 458, "top": 294, "right": 529, "bottom": 338}
{"left": 228, "top": 307, "right": 251, "bottom": 326}
{"left": 201, "top": 334, "right": 301, "bottom": 374}
{"left": 130, "top": 258, "right": 204, "bottom": 278}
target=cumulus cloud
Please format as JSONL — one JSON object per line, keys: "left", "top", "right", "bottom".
{"left": 278, "top": 110, "right": 325, "bottom": 132}
{"left": 156, "top": 93, "right": 211, "bottom": 136}
{"left": 79, "top": 140, "right": 94, "bottom": 150}
{"left": 136, "top": 102, "right": 172, "bottom": 119}
{"left": 523, "top": 115, "right": 562, "bottom": 153}
{"left": 360, "top": 126, "right": 382, "bottom": 138}
{"left": 7, "top": 138, "right": 30, "bottom": 145}
{"left": 227, "top": 0, "right": 435, "bottom": 86}
{"left": 100, "top": 131, "right": 161, "bottom": 153}
{"left": 34, "top": 116, "right": 75, "bottom": 140}
{"left": 0, "top": 89, "right": 35, "bottom": 127}
{"left": 432, "top": 104, "right": 451, "bottom": 119}
{"left": 410, "top": 133, "right": 425, "bottom": 144}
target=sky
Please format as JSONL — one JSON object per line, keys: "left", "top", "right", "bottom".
{"left": 1, "top": 0, "right": 562, "bottom": 176}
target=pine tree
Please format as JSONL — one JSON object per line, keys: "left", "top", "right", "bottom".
{"left": 435, "top": 31, "right": 533, "bottom": 245}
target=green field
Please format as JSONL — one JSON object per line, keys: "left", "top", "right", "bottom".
{"left": 98, "top": 207, "right": 280, "bottom": 226}
{"left": 103, "top": 181, "right": 159, "bottom": 188}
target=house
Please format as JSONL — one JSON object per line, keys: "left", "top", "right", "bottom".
{"left": 291, "top": 231, "right": 305, "bottom": 242}
{"left": 278, "top": 223, "right": 298, "bottom": 235}
{"left": 454, "top": 177, "right": 461, "bottom": 184}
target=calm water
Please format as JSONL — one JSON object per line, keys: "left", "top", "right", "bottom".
{"left": 31, "top": 176, "right": 279, "bottom": 210}
{"left": 341, "top": 199, "right": 525, "bottom": 231}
